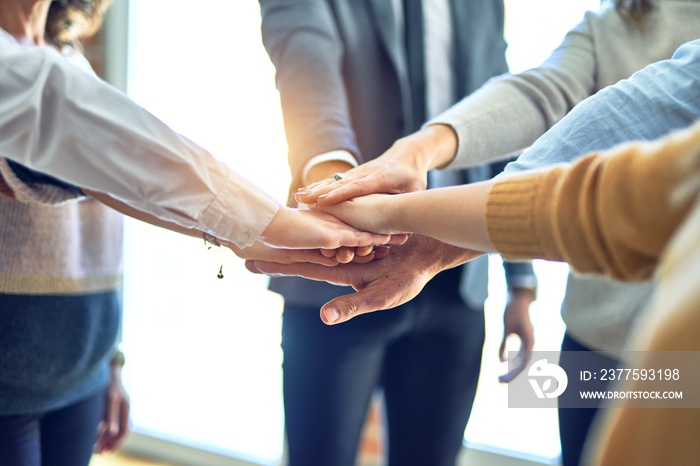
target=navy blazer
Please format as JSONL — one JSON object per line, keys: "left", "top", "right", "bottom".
{"left": 260, "top": 0, "right": 534, "bottom": 307}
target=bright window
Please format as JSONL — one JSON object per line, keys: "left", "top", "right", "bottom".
{"left": 120, "top": 1, "right": 288, "bottom": 463}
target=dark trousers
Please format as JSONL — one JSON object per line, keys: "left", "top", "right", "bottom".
{"left": 281, "top": 270, "right": 485, "bottom": 466}
{"left": 0, "top": 390, "right": 105, "bottom": 466}
{"left": 558, "top": 333, "right": 619, "bottom": 466}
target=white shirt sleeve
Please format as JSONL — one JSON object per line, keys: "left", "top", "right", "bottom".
{"left": 0, "top": 39, "right": 278, "bottom": 248}
{"left": 301, "top": 150, "right": 359, "bottom": 184}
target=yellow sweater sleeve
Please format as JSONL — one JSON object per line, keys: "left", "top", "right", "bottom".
{"left": 486, "top": 122, "right": 700, "bottom": 281}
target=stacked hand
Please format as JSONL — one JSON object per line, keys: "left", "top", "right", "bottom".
{"left": 236, "top": 126, "right": 536, "bottom": 384}
{"left": 246, "top": 234, "right": 483, "bottom": 324}
{"left": 260, "top": 127, "right": 454, "bottom": 263}
{"left": 236, "top": 127, "right": 485, "bottom": 324}
{"left": 257, "top": 205, "right": 406, "bottom": 252}
{"left": 294, "top": 125, "right": 457, "bottom": 207}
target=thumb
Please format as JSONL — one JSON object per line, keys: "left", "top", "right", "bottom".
{"left": 320, "top": 287, "right": 392, "bottom": 325}
{"left": 498, "top": 334, "right": 508, "bottom": 362}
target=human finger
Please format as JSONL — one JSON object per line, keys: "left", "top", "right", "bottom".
{"left": 498, "top": 345, "right": 529, "bottom": 383}
{"left": 371, "top": 245, "right": 391, "bottom": 260}
{"left": 318, "top": 280, "right": 411, "bottom": 324}
{"left": 355, "top": 245, "right": 374, "bottom": 257}
{"left": 296, "top": 172, "right": 349, "bottom": 204}
{"left": 334, "top": 247, "right": 355, "bottom": 263}
{"left": 231, "top": 242, "right": 339, "bottom": 266}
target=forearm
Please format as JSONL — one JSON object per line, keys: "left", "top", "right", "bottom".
{"left": 385, "top": 182, "right": 495, "bottom": 252}
{"left": 86, "top": 189, "right": 204, "bottom": 240}
{"left": 429, "top": 83, "right": 552, "bottom": 169}
{"left": 0, "top": 46, "right": 279, "bottom": 247}
{"left": 427, "top": 12, "right": 601, "bottom": 169}
{"left": 487, "top": 122, "right": 700, "bottom": 280}
{"left": 393, "top": 124, "right": 460, "bottom": 172}
{"left": 504, "top": 40, "right": 700, "bottom": 176}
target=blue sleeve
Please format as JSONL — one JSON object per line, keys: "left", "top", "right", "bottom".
{"left": 504, "top": 39, "right": 700, "bottom": 174}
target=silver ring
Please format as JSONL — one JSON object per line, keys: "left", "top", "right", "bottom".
{"left": 332, "top": 173, "right": 346, "bottom": 182}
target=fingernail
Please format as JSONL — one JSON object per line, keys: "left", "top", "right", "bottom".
{"left": 297, "top": 190, "right": 309, "bottom": 195}
{"left": 323, "top": 306, "right": 340, "bottom": 323}
{"left": 318, "top": 194, "right": 328, "bottom": 200}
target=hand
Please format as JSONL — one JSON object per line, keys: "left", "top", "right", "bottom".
{"left": 259, "top": 206, "right": 407, "bottom": 250}
{"left": 230, "top": 240, "right": 392, "bottom": 266}
{"left": 297, "top": 159, "right": 389, "bottom": 262}
{"left": 86, "top": 189, "right": 405, "bottom": 255}
{"left": 247, "top": 235, "right": 483, "bottom": 324}
{"left": 498, "top": 288, "right": 536, "bottom": 383}
{"left": 94, "top": 364, "right": 130, "bottom": 453}
{"left": 295, "top": 125, "right": 458, "bottom": 206}
{"left": 316, "top": 193, "right": 403, "bottom": 235}
{"left": 296, "top": 201, "right": 392, "bottom": 264}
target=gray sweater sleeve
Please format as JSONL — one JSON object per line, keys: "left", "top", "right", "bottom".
{"left": 429, "top": 0, "right": 700, "bottom": 170}
{"left": 427, "top": 5, "right": 606, "bottom": 168}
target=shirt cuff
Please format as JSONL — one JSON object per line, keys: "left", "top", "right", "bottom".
{"left": 506, "top": 274, "right": 539, "bottom": 291}
{"left": 200, "top": 164, "right": 280, "bottom": 248}
{"left": 301, "top": 150, "right": 359, "bottom": 185}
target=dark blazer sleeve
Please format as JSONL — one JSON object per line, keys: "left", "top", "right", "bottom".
{"left": 259, "top": 0, "right": 360, "bottom": 193}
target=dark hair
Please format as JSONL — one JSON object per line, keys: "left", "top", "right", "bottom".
{"left": 615, "top": 0, "right": 656, "bottom": 27}
{"left": 45, "top": 0, "right": 113, "bottom": 50}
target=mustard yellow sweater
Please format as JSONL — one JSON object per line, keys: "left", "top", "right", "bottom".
{"left": 486, "top": 121, "right": 700, "bottom": 466}
{"left": 487, "top": 122, "right": 700, "bottom": 282}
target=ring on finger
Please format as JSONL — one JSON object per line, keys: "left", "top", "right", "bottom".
{"left": 332, "top": 172, "right": 346, "bottom": 182}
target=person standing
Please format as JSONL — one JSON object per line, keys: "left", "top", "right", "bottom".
{"left": 0, "top": 1, "right": 129, "bottom": 465}
{"left": 0, "top": 1, "right": 396, "bottom": 465}
{"left": 259, "top": 1, "right": 536, "bottom": 465}
{"left": 290, "top": 2, "right": 700, "bottom": 464}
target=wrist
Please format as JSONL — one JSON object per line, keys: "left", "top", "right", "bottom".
{"left": 260, "top": 206, "right": 287, "bottom": 242}
{"left": 420, "top": 124, "right": 458, "bottom": 169}
{"left": 508, "top": 286, "right": 537, "bottom": 303}
{"left": 304, "top": 159, "right": 355, "bottom": 185}
{"left": 411, "top": 235, "right": 483, "bottom": 276}
{"left": 382, "top": 195, "right": 404, "bottom": 234}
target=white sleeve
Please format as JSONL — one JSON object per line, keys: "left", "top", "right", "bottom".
{"left": 0, "top": 42, "right": 278, "bottom": 247}
{"left": 301, "top": 150, "right": 359, "bottom": 184}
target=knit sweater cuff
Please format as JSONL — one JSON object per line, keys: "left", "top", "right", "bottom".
{"left": 0, "top": 157, "right": 84, "bottom": 204}
{"left": 486, "top": 168, "right": 564, "bottom": 262}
